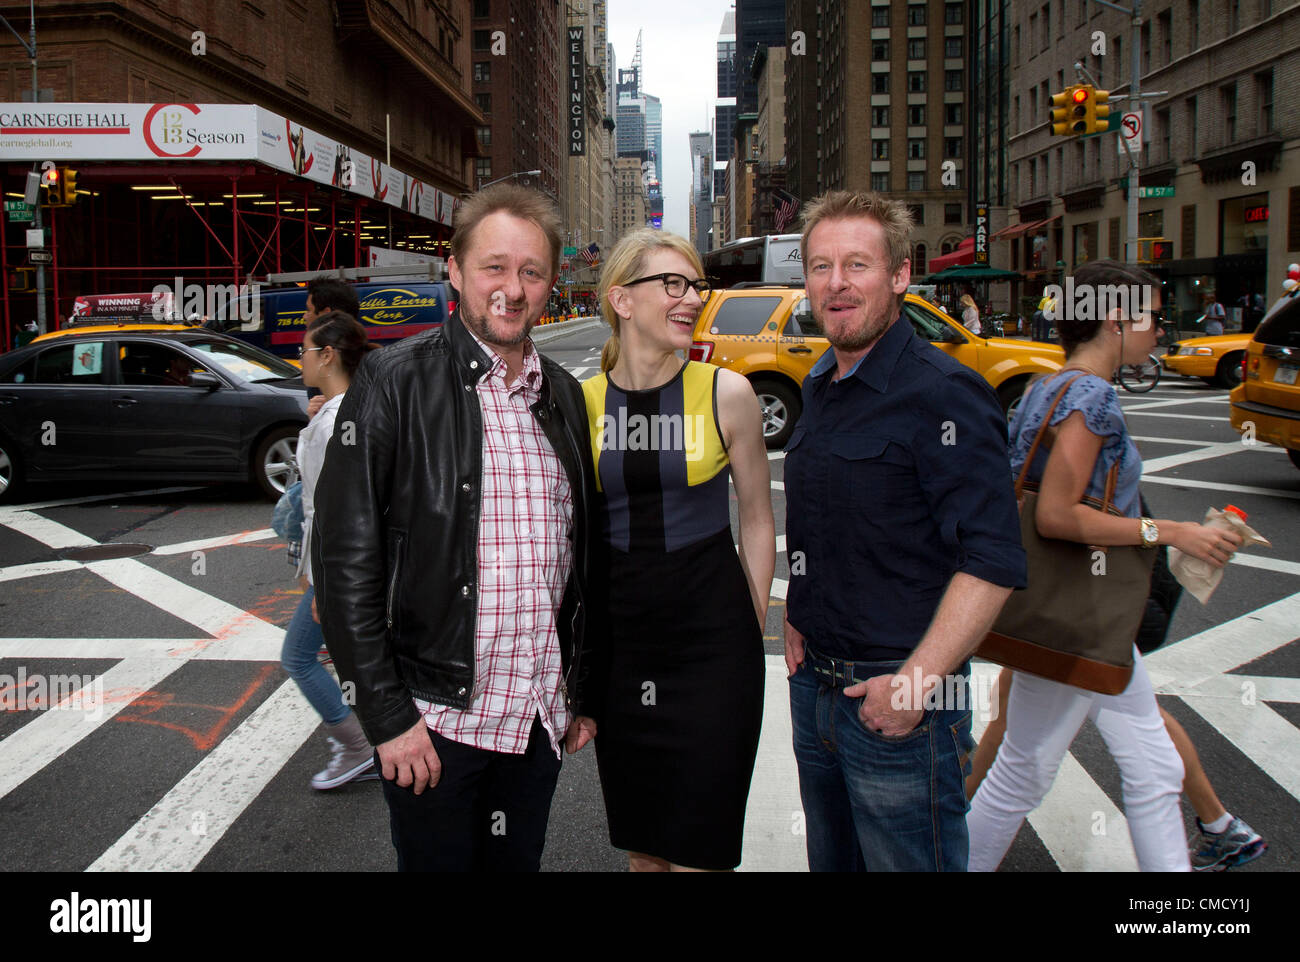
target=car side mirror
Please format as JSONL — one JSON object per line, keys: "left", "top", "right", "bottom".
{"left": 189, "top": 372, "right": 221, "bottom": 391}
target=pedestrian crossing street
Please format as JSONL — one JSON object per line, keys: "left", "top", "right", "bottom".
{"left": 0, "top": 348, "right": 1295, "bottom": 871}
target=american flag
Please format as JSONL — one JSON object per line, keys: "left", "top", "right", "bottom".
{"left": 580, "top": 242, "right": 600, "bottom": 266}
{"left": 773, "top": 188, "right": 800, "bottom": 233}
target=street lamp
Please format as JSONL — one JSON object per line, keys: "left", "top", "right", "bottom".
{"left": 478, "top": 168, "right": 542, "bottom": 191}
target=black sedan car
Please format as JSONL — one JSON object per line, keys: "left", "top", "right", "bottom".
{"left": 0, "top": 329, "right": 309, "bottom": 502}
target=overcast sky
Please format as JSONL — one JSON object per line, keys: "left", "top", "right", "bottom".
{"left": 607, "top": 1, "right": 734, "bottom": 238}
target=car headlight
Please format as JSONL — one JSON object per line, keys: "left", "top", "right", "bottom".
{"left": 1179, "top": 346, "right": 1197, "bottom": 355}
{"left": 1194, "top": 347, "right": 1214, "bottom": 355}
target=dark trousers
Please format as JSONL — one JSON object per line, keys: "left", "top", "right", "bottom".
{"left": 378, "top": 716, "right": 562, "bottom": 872}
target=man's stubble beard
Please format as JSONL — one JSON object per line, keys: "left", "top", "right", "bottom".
{"left": 821, "top": 300, "right": 897, "bottom": 353}
{"left": 460, "top": 300, "right": 537, "bottom": 348}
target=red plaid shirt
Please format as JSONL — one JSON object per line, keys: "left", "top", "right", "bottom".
{"left": 414, "top": 330, "right": 575, "bottom": 758}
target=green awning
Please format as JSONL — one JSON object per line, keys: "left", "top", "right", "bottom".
{"left": 923, "top": 264, "right": 1023, "bottom": 283}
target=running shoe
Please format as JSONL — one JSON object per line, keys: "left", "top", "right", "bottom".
{"left": 1191, "top": 817, "right": 1268, "bottom": 871}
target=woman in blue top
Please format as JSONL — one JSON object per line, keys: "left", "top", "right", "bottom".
{"left": 967, "top": 260, "right": 1243, "bottom": 872}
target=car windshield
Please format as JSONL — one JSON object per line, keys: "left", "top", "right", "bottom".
{"left": 183, "top": 337, "right": 301, "bottom": 382}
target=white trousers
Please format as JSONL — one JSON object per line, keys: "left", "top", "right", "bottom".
{"left": 967, "top": 646, "right": 1190, "bottom": 872}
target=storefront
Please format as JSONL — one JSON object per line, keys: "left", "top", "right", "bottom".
{"left": 1, "top": 103, "right": 462, "bottom": 345}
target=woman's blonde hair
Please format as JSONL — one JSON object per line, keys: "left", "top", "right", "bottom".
{"left": 597, "top": 229, "right": 705, "bottom": 372}
{"left": 959, "top": 294, "right": 977, "bottom": 310}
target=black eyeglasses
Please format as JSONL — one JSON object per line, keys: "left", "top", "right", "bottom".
{"left": 298, "top": 345, "right": 324, "bottom": 359}
{"left": 622, "top": 273, "right": 712, "bottom": 301}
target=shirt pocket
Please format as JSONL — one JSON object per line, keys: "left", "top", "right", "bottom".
{"left": 830, "top": 434, "right": 914, "bottom": 512}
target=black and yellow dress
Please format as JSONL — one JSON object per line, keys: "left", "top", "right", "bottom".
{"left": 582, "top": 360, "right": 764, "bottom": 870}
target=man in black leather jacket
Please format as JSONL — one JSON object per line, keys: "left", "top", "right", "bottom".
{"left": 311, "top": 184, "right": 599, "bottom": 871}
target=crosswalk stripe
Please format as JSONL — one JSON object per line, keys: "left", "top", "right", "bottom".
{"left": 739, "top": 657, "right": 806, "bottom": 872}
{"left": 1139, "top": 475, "right": 1300, "bottom": 500}
{"left": 0, "top": 657, "right": 183, "bottom": 803}
{"left": 0, "top": 559, "right": 83, "bottom": 583}
{"left": 88, "top": 678, "right": 319, "bottom": 871}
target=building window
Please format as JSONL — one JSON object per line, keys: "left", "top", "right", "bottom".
{"left": 908, "top": 172, "right": 926, "bottom": 191}
{"left": 908, "top": 39, "right": 926, "bottom": 60}
{"left": 1157, "top": 9, "right": 1172, "bottom": 65}
{"left": 472, "top": 29, "right": 491, "bottom": 51}
{"left": 945, "top": 3, "right": 964, "bottom": 24}
{"left": 873, "top": 7, "right": 890, "bottom": 27}
{"left": 1140, "top": 20, "right": 1150, "bottom": 75}
{"left": 871, "top": 172, "right": 890, "bottom": 191}
{"left": 945, "top": 70, "right": 963, "bottom": 92}
{"left": 945, "top": 37, "right": 962, "bottom": 59}
{"left": 1013, "top": 25, "right": 1021, "bottom": 63}
{"left": 1222, "top": 84, "right": 1237, "bottom": 143}
{"left": 909, "top": 71, "right": 926, "bottom": 93}
{"left": 1042, "top": 3, "right": 1051, "bottom": 47}
{"left": 914, "top": 243, "right": 927, "bottom": 275}
{"left": 945, "top": 203, "right": 963, "bottom": 224}
{"left": 477, "top": 125, "right": 491, "bottom": 147}
{"left": 908, "top": 139, "right": 925, "bottom": 160}
{"left": 1013, "top": 95, "right": 1021, "bottom": 130}
{"left": 873, "top": 106, "right": 890, "bottom": 127}
{"left": 1029, "top": 158, "right": 1037, "bottom": 195}
{"left": 1188, "top": 0, "right": 1199, "bottom": 49}
{"left": 908, "top": 5, "right": 927, "bottom": 26}
{"left": 873, "top": 40, "right": 889, "bottom": 61}
{"left": 474, "top": 61, "right": 491, "bottom": 82}
{"left": 945, "top": 103, "right": 962, "bottom": 124}
{"left": 1257, "top": 71, "right": 1274, "bottom": 132}
{"left": 873, "top": 139, "right": 890, "bottom": 160}
{"left": 473, "top": 0, "right": 490, "bottom": 16}
{"left": 873, "top": 73, "right": 890, "bottom": 94}
{"left": 909, "top": 105, "right": 926, "bottom": 125}
{"left": 945, "top": 137, "right": 962, "bottom": 158}
{"left": 475, "top": 158, "right": 491, "bottom": 181}
{"left": 1229, "top": 0, "right": 1240, "bottom": 32}
{"left": 1156, "top": 108, "right": 1169, "bottom": 162}
{"left": 909, "top": 204, "right": 925, "bottom": 225}
{"left": 475, "top": 92, "right": 492, "bottom": 113}
{"left": 1187, "top": 96, "right": 1197, "bottom": 157}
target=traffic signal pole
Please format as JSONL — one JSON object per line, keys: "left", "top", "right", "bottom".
{"left": 1086, "top": 0, "right": 1143, "bottom": 265}
{"left": 0, "top": 2, "right": 45, "bottom": 331}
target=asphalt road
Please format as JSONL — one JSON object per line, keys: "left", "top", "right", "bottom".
{"left": 1, "top": 322, "right": 1296, "bottom": 872}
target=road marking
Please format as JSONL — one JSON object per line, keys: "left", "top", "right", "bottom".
{"left": 0, "top": 657, "right": 183, "bottom": 803}
{"left": 1140, "top": 441, "right": 1261, "bottom": 473}
{"left": 771, "top": 480, "right": 784, "bottom": 491}
{"left": 567, "top": 367, "right": 592, "bottom": 379}
{"left": 0, "top": 638, "right": 207, "bottom": 659}
{"left": 1139, "top": 475, "right": 1300, "bottom": 500}
{"left": 1121, "top": 411, "right": 1227, "bottom": 422}
{"left": 0, "top": 510, "right": 98, "bottom": 550}
{"left": 1122, "top": 396, "right": 1229, "bottom": 411}
{"left": 767, "top": 450, "right": 786, "bottom": 461}
{"left": 0, "top": 486, "right": 205, "bottom": 513}
{"left": 771, "top": 577, "right": 788, "bottom": 600}
{"left": 1178, "top": 692, "right": 1300, "bottom": 805}
{"left": 151, "top": 529, "right": 279, "bottom": 556}
{"left": 1131, "top": 435, "right": 1288, "bottom": 450}
{"left": 1229, "top": 552, "right": 1300, "bottom": 577}
{"left": 84, "top": 558, "right": 283, "bottom": 658}
{"left": 1145, "top": 591, "right": 1300, "bottom": 689}
{"left": 739, "top": 657, "right": 807, "bottom": 872}
{"left": 87, "top": 678, "right": 320, "bottom": 872}
{"left": 0, "top": 559, "right": 83, "bottom": 583}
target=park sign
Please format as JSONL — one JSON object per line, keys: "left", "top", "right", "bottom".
{"left": 974, "top": 203, "right": 989, "bottom": 264}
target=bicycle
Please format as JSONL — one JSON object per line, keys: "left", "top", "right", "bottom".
{"left": 1116, "top": 353, "right": 1162, "bottom": 393}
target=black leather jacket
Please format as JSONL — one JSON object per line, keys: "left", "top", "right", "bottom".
{"left": 310, "top": 312, "right": 598, "bottom": 747}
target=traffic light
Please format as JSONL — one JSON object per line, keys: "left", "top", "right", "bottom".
{"left": 40, "top": 166, "right": 59, "bottom": 203}
{"left": 1050, "top": 85, "right": 1091, "bottom": 136}
{"left": 1089, "top": 88, "right": 1111, "bottom": 135}
{"left": 58, "top": 168, "right": 78, "bottom": 205}
{"left": 1049, "top": 87, "right": 1075, "bottom": 136}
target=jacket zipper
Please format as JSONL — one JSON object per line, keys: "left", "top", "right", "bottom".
{"left": 386, "top": 532, "right": 404, "bottom": 631}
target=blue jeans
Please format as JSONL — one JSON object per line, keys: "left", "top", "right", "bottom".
{"left": 281, "top": 585, "right": 350, "bottom": 725}
{"left": 788, "top": 654, "right": 975, "bottom": 871}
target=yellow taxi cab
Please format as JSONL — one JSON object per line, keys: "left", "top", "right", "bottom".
{"left": 689, "top": 285, "right": 1065, "bottom": 447}
{"left": 1229, "top": 284, "right": 1300, "bottom": 470}
{"left": 1160, "top": 333, "right": 1251, "bottom": 388}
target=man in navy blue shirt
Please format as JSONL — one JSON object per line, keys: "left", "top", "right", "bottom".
{"left": 784, "top": 191, "right": 1027, "bottom": 871}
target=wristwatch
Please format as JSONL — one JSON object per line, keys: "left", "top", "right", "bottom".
{"left": 1139, "top": 517, "right": 1159, "bottom": 548}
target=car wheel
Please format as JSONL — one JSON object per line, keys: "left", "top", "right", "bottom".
{"left": 1289, "top": 449, "right": 1300, "bottom": 472}
{"left": 253, "top": 426, "right": 300, "bottom": 500}
{"left": 997, "top": 378, "right": 1029, "bottom": 425}
{"left": 752, "top": 380, "right": 801, "bottom": 450}
{"left": 0, "top": 435, "right": 21, "bottom": 503}
{"left": 1215, "top": 352, "right": 1244, "bottom": 389}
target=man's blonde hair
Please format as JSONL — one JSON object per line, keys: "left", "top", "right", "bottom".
{"left": 450, "top": 182, "right": 562, "bottom": 275}
{"left": 799, "top": 190, "right": 915, "bottom": 276}
{"left": 597, "top": 229, "right": 704, "bottom": 372}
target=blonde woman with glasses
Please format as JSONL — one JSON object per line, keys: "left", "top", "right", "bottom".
{"left": 573, "top": 230, "right": 775, "bottom": 872}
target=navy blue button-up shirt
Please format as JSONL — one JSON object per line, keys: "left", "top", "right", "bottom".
{"left": 784, "top": 313, "right": 1027, "bottom": 662}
